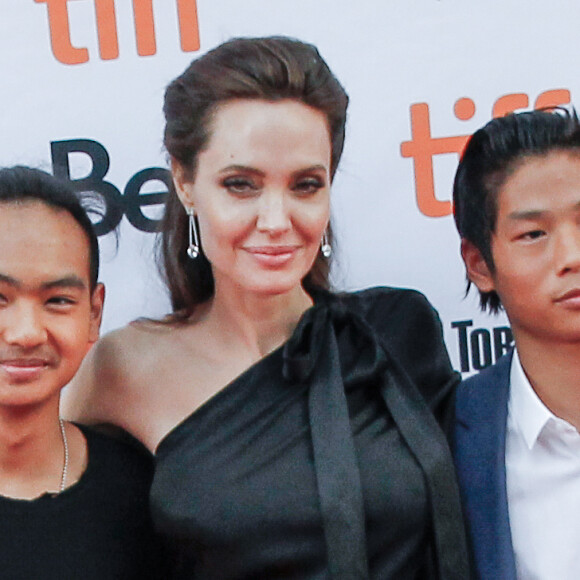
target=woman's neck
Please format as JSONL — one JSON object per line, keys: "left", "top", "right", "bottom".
{"left": 205, "top": 283, "right": 314, "bottom": 358}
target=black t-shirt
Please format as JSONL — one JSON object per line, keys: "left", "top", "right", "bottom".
{"left": 0, "top": 424, "right": 163, "bottom": 579}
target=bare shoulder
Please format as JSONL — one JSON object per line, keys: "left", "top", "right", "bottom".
{"left": 63, "top": 321, "right": 173, "bottom": 426}
{"left": 96, "top": 320, "right": 170, "bottom": 366}
{"left": 64, "top": 314, "right": 240, "bottom": 450}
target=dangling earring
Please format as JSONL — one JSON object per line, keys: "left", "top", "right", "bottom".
{"left": 321, "top": 231, "right": 332, "bottom": 258}
{"left": 186, "top": 207, "right": 200, "bottom": 259}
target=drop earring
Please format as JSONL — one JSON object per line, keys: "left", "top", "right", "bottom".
{"left": 321, "top": 231, "right": 332, "bottom": 258}
{"left": 186, "top": 207, "right": 200, "bottom": 259}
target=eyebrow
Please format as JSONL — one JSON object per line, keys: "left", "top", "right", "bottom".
{"left": 507, "top": 200, "right": 580, "bottom": 221}
{"left": 0, "top": 273, "right": 86, "bottom": 291}
{"left": 218, "top": 164, "right": 328, "bottom": 177}
{"left": 507, "top": 209, "right": 547, "bottom": 221}
{"left": 44, "top": 276, "right": 87, "bottom": 291}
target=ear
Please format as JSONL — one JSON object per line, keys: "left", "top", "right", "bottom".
{"left": 88, "top": 283, "right": 105, "bottom": 344}
{"left": 171, "top": 158, "right": 195, "bottom": 208}
{"left": 460, "top": 239, "right": 496, "bottom": 294}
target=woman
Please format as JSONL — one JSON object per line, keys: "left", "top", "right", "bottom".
{"left": 66, "top": 36, "right": 469, "bottom": 579}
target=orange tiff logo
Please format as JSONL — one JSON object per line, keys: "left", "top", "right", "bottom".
{"left": 34, "top": 0, "right": 200, "bottom": 65}
{"left": 400, "top": 89, "right": 571, "bottom": 217}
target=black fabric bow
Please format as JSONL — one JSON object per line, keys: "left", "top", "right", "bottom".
{"left": 282, "top": 294, "right": 470, "bottom": 580}
{"left": 283, "top": 296, "right": 388, "bottom": 386}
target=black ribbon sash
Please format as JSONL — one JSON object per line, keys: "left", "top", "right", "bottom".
{"left": 283, "top": 296, "right": 469, "bottom": 580}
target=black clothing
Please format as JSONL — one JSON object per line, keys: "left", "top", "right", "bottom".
{"left": 151, "top": 288, "right": 469, "bottom": 579}
{"left": 0, "top": 425, "right": 161, "bottom": 579}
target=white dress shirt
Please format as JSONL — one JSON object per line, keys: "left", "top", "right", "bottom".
{"left": 506, "top": 350, "right": 580, "bottom": 579}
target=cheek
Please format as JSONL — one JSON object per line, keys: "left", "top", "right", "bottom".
{"left": 493, "top": 268, "right": 542, "bottom": 310}
{"left": 60, "top": 321, "right": 91, "bottom": 353}
{"left": 308, "top": 216, "right": 329, "bottom": 244}
{"left": 294, "top": 201, "right": 330, "bottom": 238}
{"left": 308, "top": 220, "right": 327, "bottom": 243}
{"left": 54, "top": 330, "right": 91, "bottom": 382}
{"left": 198, "top": 207, "right": 250, "bottom": 243}
{"left": 196, "top": 216, "right": 252, "bottom": 268}
{"left": 499, "top": 254, "right": 548, "bottom": 284}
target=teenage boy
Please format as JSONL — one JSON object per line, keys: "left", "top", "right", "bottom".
{"left": 453, "top": 109, "right": 580, "bottom": 580}
{"left": 0, "top": 166, "right": 161, "bottom": 579}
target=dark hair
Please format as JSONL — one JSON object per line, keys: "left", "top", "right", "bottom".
{"left": 159, "top": 36, "right": 349, "bottom": 319}
{"left": 0, "top": 166, "right": 100, "bottom": 290}
{"left": 453, "top": 108, "right": 580, "bottom": 313}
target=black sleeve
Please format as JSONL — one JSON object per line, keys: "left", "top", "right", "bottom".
{"left": 354, "top": 287, "right": 460, "bottom": 431}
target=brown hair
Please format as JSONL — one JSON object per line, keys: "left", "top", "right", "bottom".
{"left": 159, "top": 36, "right": 349, "bottom": 320}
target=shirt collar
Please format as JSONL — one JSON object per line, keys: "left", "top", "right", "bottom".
{"left": 509, "top": 349, "right": 555, "bottom": 450}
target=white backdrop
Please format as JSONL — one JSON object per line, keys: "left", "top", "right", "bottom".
{"left": 2, "top": 0, "right": 578, "bottom": 374}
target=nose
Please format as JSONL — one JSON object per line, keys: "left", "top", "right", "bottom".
{"left": 555, "top": 226, "right": 580, "bottom": 275}
{"left": 256, "top": 191, "right": 291, "bottom": 235}
{"left": 2, "top": 303, "right": 48, "bottom": 348}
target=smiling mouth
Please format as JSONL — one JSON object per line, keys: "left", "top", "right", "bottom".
{"left": 244, "top": 246, "right": 299, "bottom": 266}
{"left": 246, "top": 246, "right": 298, "bottom": 254}
{"left": 0, "top": 359, "right": 51, "bottom": 382}
{"left": 555, "top": 289, "right": 580, "bottom": 306}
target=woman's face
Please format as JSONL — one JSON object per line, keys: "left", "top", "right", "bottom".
{"left": 174, "top": 99, "right": 332, "bottom": 297}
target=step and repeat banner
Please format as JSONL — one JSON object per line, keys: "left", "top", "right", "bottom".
{"left": 2, "top": 0, "right": 578, "bottom": 373}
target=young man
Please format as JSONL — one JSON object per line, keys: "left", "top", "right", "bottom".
{"left": 453, "top": 109, "right": 580, "bottom": 580}
{"left": 0, "top": 166, "right": 161, "bottom": 578}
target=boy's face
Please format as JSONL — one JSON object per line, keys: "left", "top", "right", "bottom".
{"left": 463, "top": 151, "right": 580, "bottom": 346}
{"left": 0, "top": 201, "right": 104, "bottom": 408}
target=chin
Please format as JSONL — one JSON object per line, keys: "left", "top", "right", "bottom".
{"left": 0, "top": 389, "right": 57, "bottom": 409}
{"left": 245, "top": 276, "right": 304, "bottom": 297}
{"left": 252, "top": 284, "right": 298, "bottom": 297}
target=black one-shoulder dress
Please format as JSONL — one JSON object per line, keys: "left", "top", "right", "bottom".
{"left": 151, "top": 287, "right": 470, "bottom": 579}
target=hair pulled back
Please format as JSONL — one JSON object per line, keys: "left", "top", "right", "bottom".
{"left": 159, "top": 36, "right": 349, "bottom": 319}
{"left": 453, "top": 107, "right": 580, "bottom": 312}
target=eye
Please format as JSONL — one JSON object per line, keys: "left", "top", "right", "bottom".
{"left": 293, "top": 177, "right": 325, "bottom": 195}
{"left": 46, "top": 296, "right": 77, "bottom": 309}
{"left": 518, "top": 229, "right": 546, "bottom": 241}
{"left": 222, "top": 176, "right": 259, "bottom": 196}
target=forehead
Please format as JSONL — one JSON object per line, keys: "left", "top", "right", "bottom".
{"left": 497, "top": 151, "right": 580, "bottom": 215}
{"left": 0, "top": 201, "right": 91, "bottom": 285}
{"left": 201, "top": 99, "right": 332, "bottom": 168}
